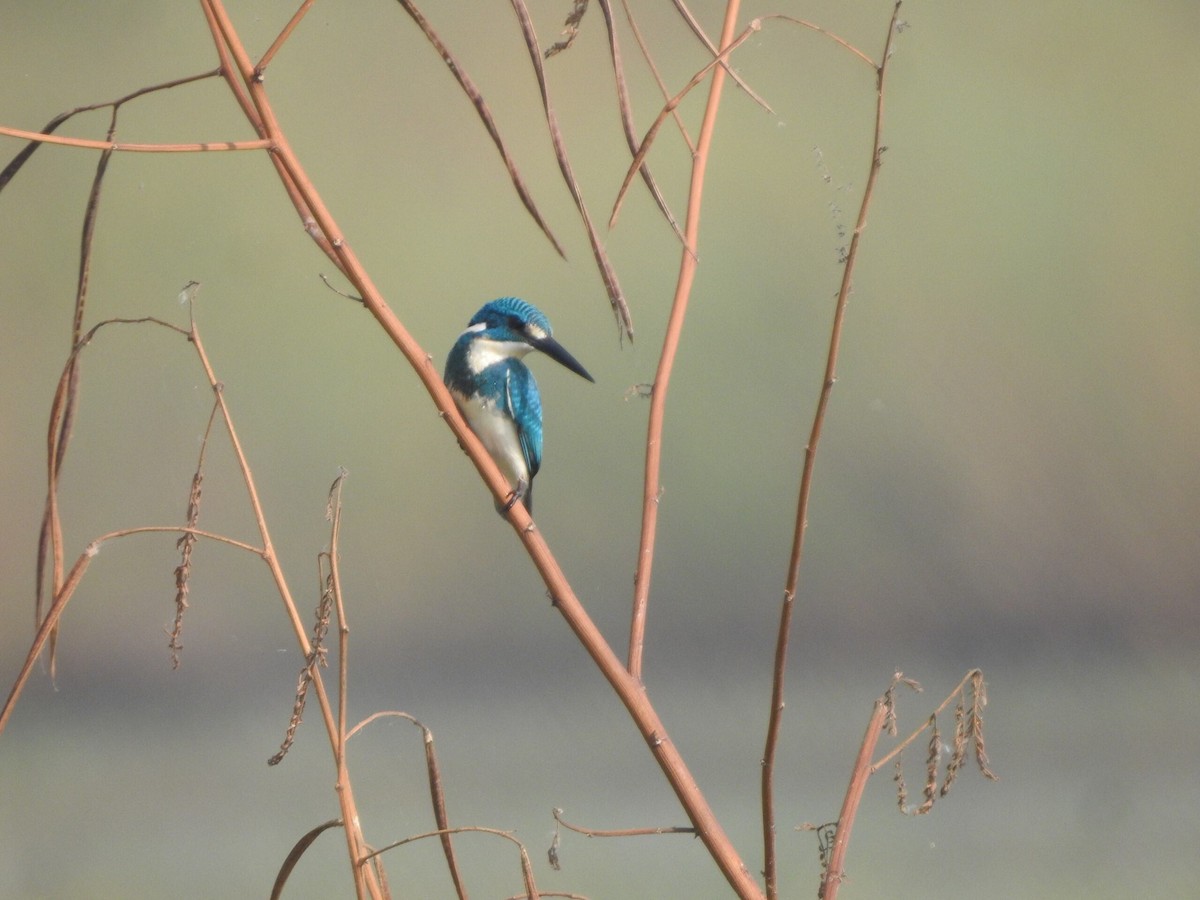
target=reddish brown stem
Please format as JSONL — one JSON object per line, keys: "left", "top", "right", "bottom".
{"left": 761, "top": 5, "right": 903, "bottom": 897}
{"left": 820, "top": 700, "right": 889, "bottom": 900}
{"left": 0, "top": 125, "right": 272, "bottom": 152}
{"left": 627, "top": 0, "right": 742, "bottom": 684}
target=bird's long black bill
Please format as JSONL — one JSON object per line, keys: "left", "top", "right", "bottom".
{"left": 534, "top": 335, "right": 595, "bottom": 383}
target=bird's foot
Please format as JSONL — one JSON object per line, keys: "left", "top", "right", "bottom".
{"left": 500, "top": 478, "right": 529, "bottom": 514}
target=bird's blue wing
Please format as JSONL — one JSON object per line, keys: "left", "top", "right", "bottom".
{"left": 504, "top": 363, "right": 543, "bottom": 481}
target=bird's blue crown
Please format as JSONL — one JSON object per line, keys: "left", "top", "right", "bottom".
{"left": 469, "top": 297, "right": 553, "bottom": 336}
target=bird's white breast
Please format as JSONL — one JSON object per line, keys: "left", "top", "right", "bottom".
{"left": 453, "top": 388, "right": 528, "bottom": 488}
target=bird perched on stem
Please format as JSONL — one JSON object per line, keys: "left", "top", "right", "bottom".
{"left": 444, "top": 297, "right": 594, "bottom": 513}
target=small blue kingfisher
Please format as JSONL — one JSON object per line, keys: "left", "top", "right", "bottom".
{"left": 444, "top": 297, "right": 594, "bottom": 513}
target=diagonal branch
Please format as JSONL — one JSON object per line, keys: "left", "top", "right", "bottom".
{"left": 609, "top": 14, "right": 875, "bottom": 232}
{"left": 195, "top": 1, "right": 760, "bottom": 892}
{"left": 669, "top": 0, "right": 774, "bottom": 113}
{"left": 508, "top": 0, "right": 634, "bottom": 341}
{"left": 618, "top": 0, "right": 696, "bottom": 153}
{"left": 608, "top": 18, "right": 762, "bottom": 231}
{"left": 592, "top": 0, "right": 685, "bottom": 244}
{"left": 392, "top": 0, "right": 567, "bottom": 259}
{"left": 257, "top": 0, "right": 317, "bottom": 74}
{"left": 198, "top": 0, "right": 345, "bottom": 274}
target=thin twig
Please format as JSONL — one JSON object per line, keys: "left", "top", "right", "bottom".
{"left": 37, "top": 316, "right": 192, "bottom": 676}
{"left": 618, "top": 0, "right": 695, "bottom": 153}
{"left": 257, "top": 0, "right": 316, "bottom": 74}
{"left": 324, "top": 471, "right": 380, "bottom": 892}
{"left": 362, "top": 826, "right": 541, "bottom": 900}
{"left": 669, "top": 0, "right": 774, "bottom": 113}
{"left": 553, "top": 807, "right": 695, "bottom": 837}
{"left": 607, "top": 18, "right": 761, "bottom": 231}
{"left": 392, "top": 0, "right": 567, "bottom": 259}
{"left": 271, "top": 819, "right": 345, "bottom": 900}
{"left": 37, "top": 103, "right": 117, "bottom": 678}
{"left": 1, "top": 523, "right": 266, "bottom": 736}
{"left": 609, "top": 14, "right": 876, "bottom": 231}
{"left": 181, "top": 220, "right": 377, "bottom": 898}
{"left": 347, "top": 711, "right": 469, "bottom": 900}
{"left": 0, "top": 69, "right": 222, "bottom": 191}
{"left": 508, "top": 0, "right": 634, "bottom": 341}
{"left": 0, "top": 126, "right": 272, "bottom": 152}
{"left": 762, "top": 6, "right": 903, "bottom": 898}
{"left": 593, "top": 0, "right": 685, "bottom": 244}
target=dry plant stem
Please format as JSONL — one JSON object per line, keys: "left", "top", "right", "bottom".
{"left": 593, "top": 0, "right": 685, "bottom": 244}
{"left": 759, "top": 8, "right": 902, "bottom": 897}
{"left": 554, "top": 808, "right": 695, "bottom": 838}
{"left": 39, "top": 316, "right": 187, "bottom": 683}
{"left": 325, "top": 474, "right": 373, "bottom": 892}
{"left": 871, "top": 668, "right": 982, "bottom": 772}
{"left": 669, "top": 0, "right": 773, "bottom": 113}
{"left": 393, "top": 0, "right": 567, "bottom": 260}
{"left": 0, "top": 69, "right": 222, "bottom": 191}
{"left": 348, "top": 711, "right": 468, "bottom": 899}
{"left": 0, "top": 125, "right": 272, "bottom": 152}
{"left": 198, "top": 0, "right": 344, "bottom": 273}
{"left": 608, "top": 19, "right": 760, "bottom": 232}
{"left": 257, "top": 0, "right": 316, "bottom": 74}
{"left": 617, "top": 0, "right": 696, "bottom": 153}
{"left": 364, "top": 826, "right": 542, "bottom": 898}
{"left": 3, "top": 550, "right": 93, "bottom": 733}
{"left": 626, "top": 0, "right": 740, "bottom": 682}
{"left": 271, "top": 819, "right": 345, "bottom": 900}
{"left": 198, "top": 3, "right": 758, "bottom": 894}
{"left": 38, "top": 130, "right": 114, "bottom": 674}
{"left": 820, "top": 700, "right": 889, "bottom": 900}
{"left": 0, "top": 524, "right": 261, "bottom": 735}
{"left": 188, "top": 323, "right": 380, "bottom": 900}
{"left": 507, "top": 0, "right": 634, "bottom": 340}
{"left": 609, "top": 14, "right": 870, "bottom": 232}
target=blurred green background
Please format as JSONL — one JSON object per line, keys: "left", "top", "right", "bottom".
{"left": 2, "top": 2, "right": 1197, "bottom": 897}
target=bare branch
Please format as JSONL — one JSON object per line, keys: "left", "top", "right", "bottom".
{"left": 764, "top": 6, "right": 904, "bottom": 896}
{"left": 393, "top": 0, "right": 568, "bottom": 259}
{"left": 258, "top": 0, "right": 317, "bottom": 74}
{"left": 508, "top": 0, "right": 634, "bottom": 341}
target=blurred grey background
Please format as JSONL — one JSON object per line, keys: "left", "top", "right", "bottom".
{"left": 1, "top": 2, "right": 1197, "bottom": 898}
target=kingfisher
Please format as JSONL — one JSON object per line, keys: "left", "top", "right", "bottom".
{"left": 444, "top": 297, "right": 594, "bottom": 513}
